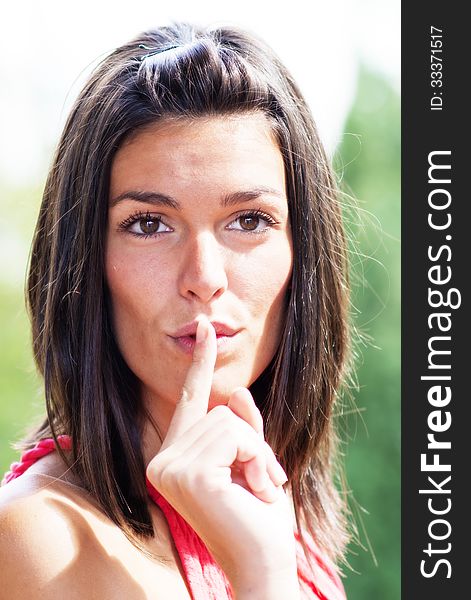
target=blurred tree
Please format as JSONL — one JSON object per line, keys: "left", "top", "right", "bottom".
{"left": 336, "top": 67, "right": 400, "bottom": 599}
{"left": 0, "top": 183, "right": 43, "bottom": 472}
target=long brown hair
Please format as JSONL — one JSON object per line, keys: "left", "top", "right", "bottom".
{"left": 27, "top": 21, "right": 351, "bottom": 570}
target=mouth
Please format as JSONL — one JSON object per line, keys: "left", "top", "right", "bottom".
{"left": 171, "top": 331, "right": 239, "bottom": 355}
{"left": 169, "top": 320, "right": 241, "bottom": 355}
{"left": 171, "top": 321, "right": 239, "bottom": 338}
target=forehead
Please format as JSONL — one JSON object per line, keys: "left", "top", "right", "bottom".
{"left": 109, "top": 113, "right": 285, "bottom": 201}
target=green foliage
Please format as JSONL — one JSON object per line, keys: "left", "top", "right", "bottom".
{"left": 0, "top": 183, "right": 44, "bottom": 473}
{"left": 336, "top": 68, "right": 400, "bottom": 599}
{"left": 0, "top": 287, "right": 43, "bottom": 473}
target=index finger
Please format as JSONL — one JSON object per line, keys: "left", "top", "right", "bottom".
{"left": 161, "top": 316, "right": 217, "bottom": 450}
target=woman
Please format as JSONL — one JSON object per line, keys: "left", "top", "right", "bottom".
{"left": 0, "top": 21, "right": 350, "bottom": 599}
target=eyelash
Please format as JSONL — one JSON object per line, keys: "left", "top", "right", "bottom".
{"left": 117, "top": 209, "right": 279, "bottom": 239}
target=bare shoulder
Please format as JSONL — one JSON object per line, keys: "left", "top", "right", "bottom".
{"left": 0, "top": 473, "right": 110, "bottom": 599}
{"left": 0, "top": 472, "right": 192, "bottom": 599}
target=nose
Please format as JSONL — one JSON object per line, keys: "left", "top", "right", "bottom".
{"left": 178, "top": 232, "right": 228, "bottom": 303}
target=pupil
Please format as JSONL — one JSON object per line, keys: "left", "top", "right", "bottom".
{"left": 241, "top": 216, "right": 258, "bottom": 231}
{"left": 140, "top": 218, "right": 159, "bottom": 234}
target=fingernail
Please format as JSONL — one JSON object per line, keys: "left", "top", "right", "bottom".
{"left": 273, "top": 461, "right": 288, "bottom": 485}
{"left": 196, "top": 318, "right": 208, "bottom": 344}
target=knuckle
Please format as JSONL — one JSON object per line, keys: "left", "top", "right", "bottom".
{"left": 179, "top": 468, "right": 210, "bottom": 491}
{"left": 237, "top": 415, "right": 259, "bottom": 437}
{"left": 219, "top": 426, "right": 243, "bottom": 459}
{"left": 175, "top": 467, "right": 193, "bottom": 490}
{"left": 221, "top": 425, "right": 238, "bottom": 445}
{"left": 263, "top": 440, "right": 277, "bottom": 457}
{"left": 209, "top": 404, "right": 232, "bottom": 420}
{"left": 146, "top": 454, "right": 166, "bottom": 488}
{"left": 159, "top": 460, "right": 183, "bottom": 492}
{"left": 147, "top": 452, "right": 184, "bottom": 494}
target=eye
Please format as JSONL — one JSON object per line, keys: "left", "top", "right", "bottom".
{"left": 131, "top": 216, "right": 165, "bottom": 235}
{"left": 227, "top": 210, "right": 278, "bottom": 234}
{"left": 117, "top": 211, "right": 172, "bottom": 238}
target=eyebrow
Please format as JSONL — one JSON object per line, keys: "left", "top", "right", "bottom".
{"left": 110, "top": 186, "right": 286, "bottom": 209}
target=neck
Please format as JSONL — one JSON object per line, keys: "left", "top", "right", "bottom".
{"left": 140, "top": 387, "right": 175, "bottom": 467}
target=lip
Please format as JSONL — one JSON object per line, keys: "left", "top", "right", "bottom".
{"left": 169, "top": 320, "right": 241, "bottom": 356}
{"left": 171, "top": 321, "right": 239, "bottom": 338}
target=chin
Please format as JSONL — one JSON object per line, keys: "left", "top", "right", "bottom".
{"left": 208, "top": 368, "right": 257, "bottom": 408}
{"left": 208, "top": 385, "right": 238, "bottom": 408}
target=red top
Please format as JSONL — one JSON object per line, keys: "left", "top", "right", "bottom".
{"left": 2, "top": 437, "right": 346, "bottom": 600}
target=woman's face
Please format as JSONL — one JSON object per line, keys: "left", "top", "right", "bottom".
{"left": 106, "top": 114, "right": 293, "bottom": 423}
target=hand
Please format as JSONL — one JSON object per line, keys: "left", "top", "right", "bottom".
{"left": 146, "top": 316, "right": 298, "bottom": 593}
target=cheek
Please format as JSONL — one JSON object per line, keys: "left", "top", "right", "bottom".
{"left": 210, "top": 243, "right": 292, "bottom": 396}
{"left": 106, "top": 248, "right": 173, "bottom": 307}
{"left": 104, "top": 251, "right": 172, "bottom": 349}
{"left": 234, "top": 239, "right": 293, "bottom": 317}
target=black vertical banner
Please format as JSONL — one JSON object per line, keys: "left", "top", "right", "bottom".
{"left": 402, "top": 3, "right": 468, "bottom": 598}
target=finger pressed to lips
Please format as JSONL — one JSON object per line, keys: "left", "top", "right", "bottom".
{"left": 152, "top": 314, "right": 287, "bottom": 502}
{"left": 161, "top": 316, "right": 217, "bottom": 451}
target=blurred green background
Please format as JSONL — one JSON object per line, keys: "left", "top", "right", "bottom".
{"left": 337, "top": 68, "right": 400, "bottom": 599}
{"left": 0, "top": 67, "right": 400, "bottom": 598}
